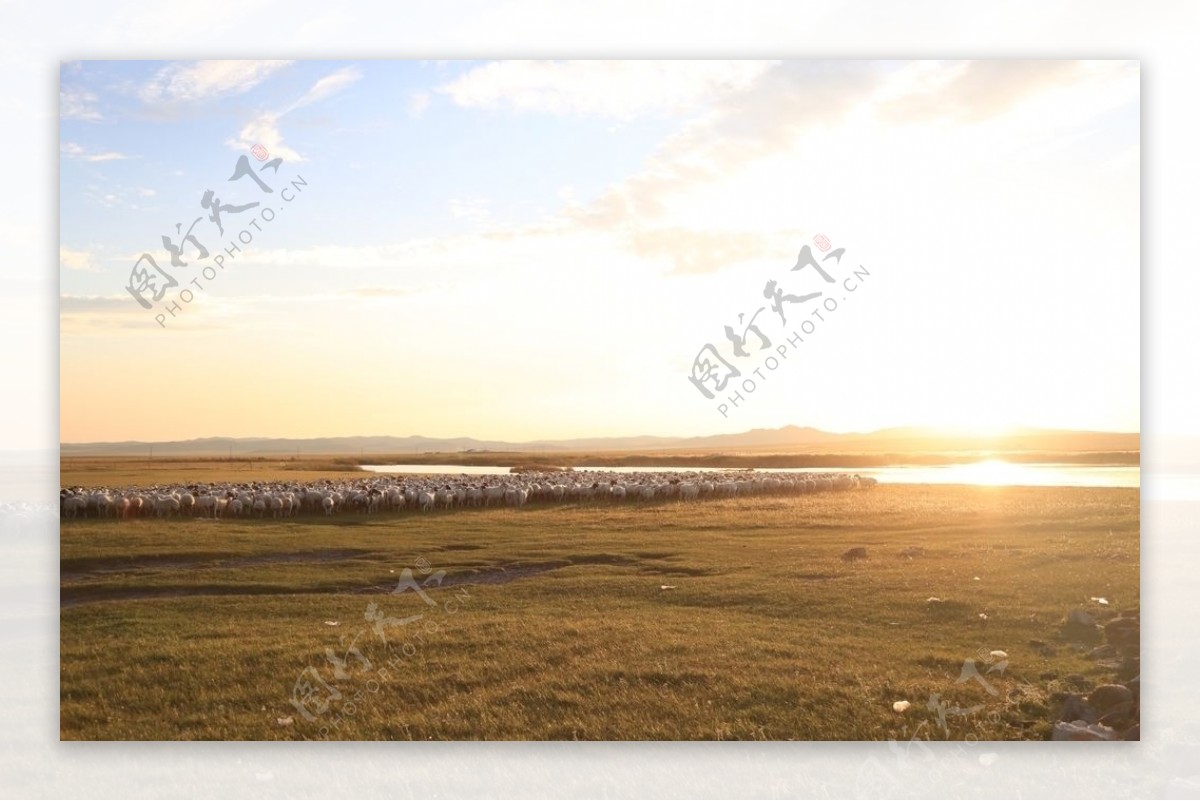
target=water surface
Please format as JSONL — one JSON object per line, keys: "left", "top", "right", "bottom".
{"left": 362, "top": 460, "right": 1140, "bottom": 489}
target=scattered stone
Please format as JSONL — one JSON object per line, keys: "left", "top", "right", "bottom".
{"left": 1029, "top": 639, "right": 1059, "bottom": 657}
{"left": 1099, "top": 708, "right": 1138, "bottom": 732}
{"left": 276, "top": 716, "right": 294, "bottom": 726}
{"left": 1064, "top": 674, "right": 1093, "bottom": 691}
{"left": 926, "top": 597, "right": 943, "bottom": 604}
{"left": 1059, "top": 694, "right": 1098, "bottom": 724}
{"left": 1052, "top": 720, "right": 1120, "bottom": 741}
{"left": 892, "top": 700, "right": 912, "bottom": 713}
{"left": 989, "top": 650, "right": 1008, "bottom": 659}
{"left": 660, "top": 585, "right": 676, "bottom": 591}
{"left": 842, "top": 547, "right": 869, "bottom": 561}
{"left": 1067, "top": 609, "right": 1096, "bottom": 627}
{"left": 1061, "top": 609, "right": 1103, "bottom": 643}
{"left": 1087, "top": 684, "right": 1134, "bottom": 716}
{"left": 1054, "top": 680, "right": 1139, "bottom": 740}
{"left": 323, "top": 621, "right": 340, "bottom": 627}
{"left": 1104, "top": 616, "right": 1140, "bottom": 652}
{"left": 1090, "top": 596, "right": 1110, "bottom": 605}
{"left": 1117, "top": 657, "right": 1140, "bottom": 683}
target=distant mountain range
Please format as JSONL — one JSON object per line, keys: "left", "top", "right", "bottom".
{"left": 60, "top": 426, "right": 1140, "bottom": 457}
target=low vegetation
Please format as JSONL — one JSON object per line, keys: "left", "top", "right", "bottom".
{"left": 60, "top": 482, "right": 1139, "bottom": 740}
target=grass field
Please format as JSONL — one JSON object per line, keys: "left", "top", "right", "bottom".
{"left": 60, "top": 483, "right": 1139, "bottom": 741}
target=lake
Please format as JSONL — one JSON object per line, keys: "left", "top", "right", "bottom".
{"left": 361, "top": 460, "right": 1140, "bottom": 489}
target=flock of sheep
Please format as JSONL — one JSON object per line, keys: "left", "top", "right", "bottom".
{"left": 59, "top": 469, "right": 879, "bottom": 521}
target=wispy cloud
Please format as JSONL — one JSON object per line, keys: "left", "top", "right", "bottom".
{"left": 628, "top": 228, "right": 792, "bottom": 275}
{"left": 344, "top": 287, "right": 416, "bottom": 299}
{"left": 61, "top": 142, "right": 131, "bottom": 162}
{"left": 439, "top": 60, "right": 774, "bottom": 119}
{"left": 139, "top": 60, "right": 292, "bottom": 105}
{"left": 878, "top": 60, "right": 1088, "bottom": 124}
{"left": 227, "top": 65, "right": 362, "bottom": 162}
{"left": 285, "top": 65, "right": 361, "bottom": 113}
{"left": 448, "top": 197, "right": 491, "bottom": 223}
{"left": 409, "top": 91, "right": 431, "bottom": 118}
{"left": 60, "top": 87, "right": 102, "bottom": 122}
{"left": 60, "top": 247, "right": 101, "bottom": 273}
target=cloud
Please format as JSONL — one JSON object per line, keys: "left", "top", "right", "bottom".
{"left": 877, "top": 60, "right": 1088, "bottom": 124}
{"left": 285, "top": 65, "right": 361, "bottom": 112}
{"left": 628, "top": 228, "right": 793, "bottom": 275}
{"left": 59, "top": 295, "right": 172, "bottom": 335}
{"left": 409, "top": 91, "right": 431, "bottom": 118}
{"left": 344, "top": 287, "right": 416, "bottom": 298}
{"left": 229, "top": 112, "right": 303, "bottom": 162}
{"left": 227, "top": 65, "right": 362, "bottom": 162}
{"left": 60, "top": 87, "right": 102, "bottom": 121}
{"left": 448, "top": 197, "right": 491, "bottom": 223}
{"left": 553, "top": 60, "right": 1130, "bottom": 275}
{"left": 139, "top": 60, "right": 292, "bottom": 104}
{"left": 59, "top": 294, "right": 129, "bottom": 313}
{"left": 60, "top": 247, "right": 101, "bottom": 273}
{"left": 558, "top": 61, "right": 881, "bottom": 272}
{"left": 439, "top": 60, "right": 774, "bottom": 119}
{"left": 61, "top": 142, "right": 131, "bottom": 162}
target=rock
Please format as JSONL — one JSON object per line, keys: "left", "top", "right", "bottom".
{"left": 842, "top": 547, "right": 868, "bottom": 561}
{"left": 1099, "top": 708, "right": 1138, "bottom": 732}
{"left": 1058, "top": 694, "right": 1098, "bottom": 724}
{"left": 1105, "top": 617, "right": 1140, "bottom": 651}
{"left": 1117, "top": 656, "right": 1140, "bottom": 682}
{"left": 1087, "top": 684, "right": 1133, "bottom": 716}
{"left": 1062, "top": 610, "right": 1103, "bottom": 643}
{"left": 1068, "top": 610, "right": 1096, "bottom": 627}
{"left": 1064, "top": 674, "right": 1093, "bottom": 691}
{"left": 1125, "top": 675, "right": 1140, "bottom": 703}
{"left": 1052, "top": 720, "right": 1120, "bottom": 741}
{"left": 1123, "top": 724, "right": 1141, "bottom": 741}
{"left": 1088, "top": 644, "right": 1117, "bottom": 660}
{"left": 892, "top": 700, "right": 911, "bottom": 712}
{"left": 1030, "top": 639, "right": 1057, "bottom": 657}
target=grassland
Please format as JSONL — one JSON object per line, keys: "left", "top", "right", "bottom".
{"left": 59, "top": 480, "right": 1139, "bottom": 741}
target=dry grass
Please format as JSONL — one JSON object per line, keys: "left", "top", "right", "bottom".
{"left": 60, "top": 483, "right": 1139, "bottom": 741}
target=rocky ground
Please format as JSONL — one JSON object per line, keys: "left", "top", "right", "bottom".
{"left": 1051, "top": 607, "right": 1140, "bottom": 740}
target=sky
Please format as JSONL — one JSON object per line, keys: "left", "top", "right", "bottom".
{"left": 59, "top": 59, "right": 1140, "bottom": 443}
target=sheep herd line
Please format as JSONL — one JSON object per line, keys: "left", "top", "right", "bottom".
{"left": 60, "top": 470, "right": 879, "bottom": 520}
